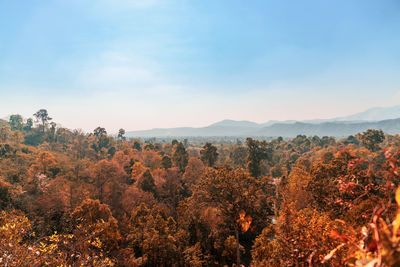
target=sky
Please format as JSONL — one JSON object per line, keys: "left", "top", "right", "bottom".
{"left": 0, "top": 0, "right": 400, "bottom": 132}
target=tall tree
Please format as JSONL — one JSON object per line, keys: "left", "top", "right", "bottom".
{"left": 91, "top": 127, "right": 113, "bottom": 157}
{"left": 246, "top": 138, "right": 272, "bottom": 178}
{"left": 161, "top": 155, "right": 172, "bottom": 170}
{"left": 33, "top": 109, "right": 52, "bottom": 133}
{"left": 118, "top": 128, "right": 126, "bottom": 140}
{"left": 173, "top": 142, "right": 188, "bottom": 173}
{"left": 93, "top": 126, "right": 107, "bottom": 137}
{"left": 200, "top": 142, "right": 219, "bottom": 167}
{"left": 24, "top": 118, "right": 33, "bottom": 131}
{"left": 230, "top": 145, "right": 248, "bottom": 168}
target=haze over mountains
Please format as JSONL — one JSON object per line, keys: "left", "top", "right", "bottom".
{"left": 126, "top": 105, "right": 400, "bottom": 138}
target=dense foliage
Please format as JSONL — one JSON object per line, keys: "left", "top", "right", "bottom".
{"left": 1, "top": 110, "right": 400, "bottom": 266}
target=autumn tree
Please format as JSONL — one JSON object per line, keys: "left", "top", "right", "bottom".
{"left": 130, "top": 161, "right": 146, "bottom": 183}
{"left": 71, "top": 199, "right": 121, "bottom": 262}
{"left": 182, "top": 157, "right": 205, "bottom": 194}
{"left": 336, "top": 187, "right": 400, "bottom": 266}
{"left": 160, "top": 167, "right": 185, "bottom": 213}
{"left": 305, "top": 150, "right": 381, "bottom": 215}
{"left": 183, "top": 242, "right": 207, "bottom": 267}
{"left": 200, "top": 142, "right": 219, "bottom": 167}
{"left": 192, "top": 167, "right": 271, "bottom": 266}
{"left": 28, "top": 151, "right": 57, "bottom": 178}
{"left": 90, "top": 159, "right": 126, "bottom": 203}
{"left": 0, "top": 211, "right": 37, "bottom": 266}
{"left": 252, "top": 205, "right": 344, "bottom": 266}
{"left": 141, "top": 150, "right": 162, "bottom": 169}
{"left": 0, "top": 179, "right": 10, "bottom": 209}
{"left": 0, "top": 125, "right": 11, "bottom": 143}
{"left": 127, "top": 204, "right": 181, "bottom": 266}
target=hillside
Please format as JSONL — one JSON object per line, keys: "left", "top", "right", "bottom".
{"left": 126, "top": 105, "right": 400, "bottom": 137}
{"left": 126, "top": 118, "right": 400, "bottom": 138}
{"left": 256, "top": 118, "right": 400, "bottom": 137}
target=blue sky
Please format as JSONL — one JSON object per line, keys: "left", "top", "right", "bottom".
{"left": 1, "top": 0, "right": 399, "bottom": 132}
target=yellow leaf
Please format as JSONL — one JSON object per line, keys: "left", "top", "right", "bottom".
{"left": 236, "top": 210, "right": 252, "bottom": 233}
{"left": 322, "top": 243, "right": 344, "bottom": 263}
{"left": 396, "top": 187, "right": 400, "bottom": 206}
{"left": 238, "top": 210, "right": 245, "bottom": 220}
{"left": 392, "top": 211, "right": 400, "bottom": 241}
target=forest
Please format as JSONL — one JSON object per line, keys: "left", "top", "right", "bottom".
{"left": 1, "top": 109, "right": 400, "bottom": 266}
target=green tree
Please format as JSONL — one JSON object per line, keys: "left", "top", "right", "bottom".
{"left": 133, "top": 140, "right": 142, "bottom": 151}
{"left": 24, "top": 118, "right": 33, "bottom": 131}
{"left": 161, "top": 155, "right": 172, "bottom": 170}
{"left": 91, "top": 127, "right": 112, "bottom": 157}
{"left": 9, "top": 114, "right": 23, "bottom": 131}
{"left": 230, "top": 145, "right": 248, "bottom": 168}
{"left": 361, "top": 129, "right": 385, "bottom": 152}
{"left": 137, "top": 169, "right": 157, "bottom": 196}
{"left": 93, "top": 126, "right": 107, "bottom": 137}
{"left": 33, "top": 109, "right": 52, "bottom": 132}
{"left": 173, "top": 142, "right": 188, "bottom": 173}
{"left": 200, "top": 142, "right": 219, "bottom": 167}
{"left": 118, "top": 128, "right": 126, "bottom": 140}
{"left": 246, "top": 138, "right": 272, "bottom": 178}
{"left": 49, "top": 122, "right": 57, "bottom": 142}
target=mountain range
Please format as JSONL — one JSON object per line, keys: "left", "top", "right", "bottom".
{"left": 126, "top": 105, "right": 400, "bottom": 138}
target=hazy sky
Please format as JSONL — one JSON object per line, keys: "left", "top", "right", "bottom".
{"left": 1, "top": 0, "right": 400, "bottom": 132}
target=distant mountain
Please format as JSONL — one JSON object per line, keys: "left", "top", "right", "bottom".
{"left": 259, "top": 120, "right": 297, "bottom": 127}
{"left": 125, "top": 105, "right": 400, "bottom": 138}
{"left": 334, "top": 105, "right": 400, "bottom": 121}
{"left": 255, "top": 118, "right": 400, "bottom": 137}
{"left": 126, "top": 125, "right": 257, "bottom": 137}
{"left": 126, "top": 118, "right": 400, "bottom": 138}
{"left": 209, "top": 119, "right": 260, "bottom": 128}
